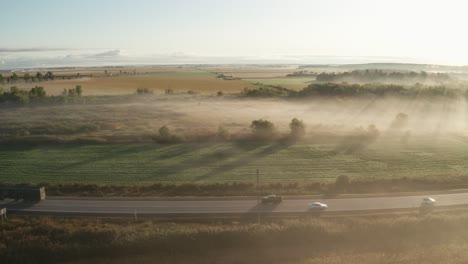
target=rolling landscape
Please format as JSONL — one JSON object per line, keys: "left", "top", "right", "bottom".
{"left": 2, "top": 0, "right": 468, "bottom": 263}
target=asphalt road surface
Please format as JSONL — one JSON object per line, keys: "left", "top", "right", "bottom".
{"left": 2, "top": 192, "right": 468, "bottom": 217}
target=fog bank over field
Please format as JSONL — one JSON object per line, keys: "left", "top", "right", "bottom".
{"left": 1, "top": 95, "right": 467, "bottom": 141}
{"left": 186, "top": 97, "right": 468, "bottom": 135}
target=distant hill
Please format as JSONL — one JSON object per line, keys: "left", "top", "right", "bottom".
{"left": 299, "top": 63, "right": 468, "bottom": 73}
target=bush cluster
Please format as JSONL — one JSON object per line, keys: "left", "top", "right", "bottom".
{"left": 242, "top": 85, "right": 291, "bottom": 97}
{"left": 0, "top": 86, "right": 46, "bottom": 104}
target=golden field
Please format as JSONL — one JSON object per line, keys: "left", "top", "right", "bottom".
{"left": 13, "top": 72, "right": 253, "bottom": 96}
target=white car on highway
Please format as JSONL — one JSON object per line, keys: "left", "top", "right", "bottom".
{"left": 421, "top": 197, "right": 436, "bottom": 207}
{"left": 309, "top": 202, "right": 328, "bottom": 210}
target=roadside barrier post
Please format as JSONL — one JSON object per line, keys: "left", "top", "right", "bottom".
{"left": 257, "top": 169, "right": 261, "bottom": 224}
{"left": 0, "top": 208, "right": 5, "bottom": 222}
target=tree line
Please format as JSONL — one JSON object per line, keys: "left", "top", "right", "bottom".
{"left": 0, "top": 72, "right": 56, "bottom": 84}
{"left": 0, "top": 71, "right": 91, "bottom": 85}
{"left": 315, "top": 70, "right": 450, "bottom": 83}
{"left": 152, "top": 118, "right": 306, "bottom": 144}
{"left": 0, "top": 85, "right": 83, "bottom": 104}
{"left": 242, "top": 82, "right": 465, "bottom": 99}
{"left": 297, "top": 82, "right": 461, "bottom": 98}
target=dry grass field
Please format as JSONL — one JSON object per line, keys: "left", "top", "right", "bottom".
{"left": 12, "top": 71, "right": 253, "bottom": 95}
{"left": 3, "top": 66, "right": 360, "bottom": 96}
{"left": 200, "top": 65, "right": 298, "bottom": 78}
{"left": 4, "top": 211, "right": 468, "bottom": 264}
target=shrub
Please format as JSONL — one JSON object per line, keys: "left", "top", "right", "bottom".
{"left": 61, "top": 85, "right": 83, "bottom": 97}
{"left": 136, "top": 88, "right": 152, "bottom": 94}
{"left": 75, "top": 85, "right": 83, "bottom": 96}
{"left": 158, "top": 126, "right": 171, "bottom": 139}
{"left": 29, "top": 86, "right": 46, "bottom": 99}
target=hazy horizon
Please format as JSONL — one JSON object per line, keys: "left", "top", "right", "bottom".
{"left": 0, "top": 53, "right": 440, "bottom": 70}
{"left": 2, "top": 0, "right": 468, "bottom": 69}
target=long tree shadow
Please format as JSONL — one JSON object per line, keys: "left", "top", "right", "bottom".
{"left": 55, "top": 140, "right": 291, "bottom": 182}
{"left": 331, "top": 128, "right": 379, "bottom": 155}
{"left": 193, "top": 140, "right": 292, "bottom": 181}
{"left": 58, "top": 143, "right": 184, "bottom": 170}
{"left": 145, "top": 144, "right": 244, "bottom": 180}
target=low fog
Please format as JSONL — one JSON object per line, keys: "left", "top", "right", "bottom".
{"left": 149, "top": 95, "right": 468, "bottom": 137}
{"left": 2, "top": 94, "right": 468, "bottom": 142}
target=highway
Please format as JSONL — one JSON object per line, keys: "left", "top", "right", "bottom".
{"left": 1, "top": 192, "right": 468, "bottom": 217}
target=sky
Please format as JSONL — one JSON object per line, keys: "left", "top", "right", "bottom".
{"left": 1, "top": 0, "right": 468, "bottom": 68}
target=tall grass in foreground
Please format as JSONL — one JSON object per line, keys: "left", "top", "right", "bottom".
{"left": 2, "top": 211, "right": 468, "bottom": 263}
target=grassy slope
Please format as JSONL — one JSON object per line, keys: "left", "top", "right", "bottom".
{"left": 2, "top": 136, "right": 468, "bottom": 185}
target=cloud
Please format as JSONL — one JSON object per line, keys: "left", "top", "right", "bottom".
{"left": 0, "top": 48, "right": 72, "bottom": 53}
{"left": 88, "top": 50, "right": 121, "bottom": 58}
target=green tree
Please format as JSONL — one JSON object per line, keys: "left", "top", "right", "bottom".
{"left": 24, "top": 73, "right": 30, "bottom": 83}
{"left": 44, "top": 71, "right": 54, "bottom": 80}
{"left": 289, "top": 118, "right": 306, "bottom": 138}
{"left": 250, "top": 119, "right": 275, "bottom": 139}
{"left": 36, "top": 72, "right": 43, "bottom": 82}
{"left": 10, "top": 73, "right": 18, "bottom": 83}
{"left": 0, "top": 74, "right": 3, "bottom": 84}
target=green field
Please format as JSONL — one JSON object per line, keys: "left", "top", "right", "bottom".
{"left": 2, "top": 136, "right": 468, "bottom": 185}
